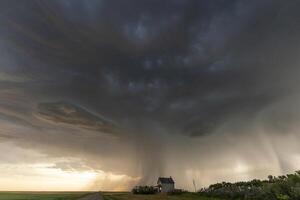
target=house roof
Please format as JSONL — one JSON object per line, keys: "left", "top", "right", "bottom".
{"left": 157, "top": 177, "right": 175, "bottom": 184}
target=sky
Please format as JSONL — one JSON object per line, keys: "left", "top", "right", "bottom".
{"left": 1, "top": 0, "right": 300, "bottom": 191}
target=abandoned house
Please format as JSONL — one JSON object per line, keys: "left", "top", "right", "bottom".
{"left": 157, "top": 177, "right": 175, "bottom": 193}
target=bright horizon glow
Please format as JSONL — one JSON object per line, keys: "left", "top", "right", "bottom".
{"left": 0, "top": 162, "right": 140, "bottom": 191}
{"left": 0, "top": 163, "right": 98, "bottom": 191}
{"left": 0, "top": 142, "right": 140, "bottom": 191}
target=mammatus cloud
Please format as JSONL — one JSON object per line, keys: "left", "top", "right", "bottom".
{"left": 0, "top": 0, "right": 300, "bottom": 191}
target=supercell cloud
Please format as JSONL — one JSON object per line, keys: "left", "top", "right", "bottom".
{"left": 0, "top": 0, "right": 300, "bottom": 190}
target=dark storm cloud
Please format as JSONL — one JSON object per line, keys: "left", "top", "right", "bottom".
{"left": 1, "top": 0, "right": 291, "bottom": 134}
{"left": 1, "top": 0, "right": 300, "bottom": 189}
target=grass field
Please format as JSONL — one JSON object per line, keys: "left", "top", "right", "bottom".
{"left": 0, "top": 192, "right": 91, "bottom": 200}
{"left": 102, "top": 192, "right": 221, "bottom": 200}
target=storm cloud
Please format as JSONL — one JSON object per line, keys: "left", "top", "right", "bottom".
{"left": 1, "top": 0, "right": 300, "bottom": 190}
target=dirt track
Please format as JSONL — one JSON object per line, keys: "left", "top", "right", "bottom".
{"left": 78, "top": 193, "right": 103, "bottom": 200}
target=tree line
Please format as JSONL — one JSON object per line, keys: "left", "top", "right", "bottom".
{"left": 198, "top": 171, "right": 300, "bottom": 200}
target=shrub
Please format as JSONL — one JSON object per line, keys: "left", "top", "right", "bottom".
{"left": 198, "top": 170, "right": 300, "bottom": 200}
{"left": 132, "top": 186, "right": 157, "bottom": 194}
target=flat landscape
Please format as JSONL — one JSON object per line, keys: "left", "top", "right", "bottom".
{"left": 102, "top": 192, "right": 220, "bottom": 200}
{"left": 0, "top": 192, "right": 91, "bottom": 200}
{"left": 0, "top": 192, "right": 221, "bottom": 200}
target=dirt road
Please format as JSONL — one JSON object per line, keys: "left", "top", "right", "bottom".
{"left": 78, "top": 193, "right": 103, "bottom": 200}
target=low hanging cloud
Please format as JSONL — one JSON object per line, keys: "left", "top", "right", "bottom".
{"left": 35, "top": 101, "right": 119, "bottom": 135}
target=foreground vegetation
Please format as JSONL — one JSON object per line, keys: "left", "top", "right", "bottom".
{"left": 199, "top": 171, "right": 300, "bottom": 200}
{"left": 103, "top": 192, "right": 220, "bottom": 200}
{"left": 0, "top": 192, "right": 90, "bottom": 200}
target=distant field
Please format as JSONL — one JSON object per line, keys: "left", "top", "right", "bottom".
{"left": 102, "top": 192, "right": 221, "bottom": 200}
{"left": 0, "top": 192, "right": 90, "bottom": 200}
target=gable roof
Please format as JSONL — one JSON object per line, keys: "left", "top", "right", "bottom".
{"left": 157, "top": 177, "right": 175, "bottom": 184}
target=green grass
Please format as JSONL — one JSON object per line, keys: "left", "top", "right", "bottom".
{"left": 102, "top": 192, "right": 221, "bottom": 200}
{"left": 0, "top": 192, "right": 91, "bottom": 200}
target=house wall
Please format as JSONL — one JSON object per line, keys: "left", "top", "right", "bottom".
{"left": 161, "top": 183, "right": 174, "bottom": 193}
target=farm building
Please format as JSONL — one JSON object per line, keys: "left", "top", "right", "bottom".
{"left": 157, "top": 177, "right": 175, "bottom": 193}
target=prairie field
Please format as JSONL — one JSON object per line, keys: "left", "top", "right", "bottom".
{"left": 102, "top": 192, "right": 220, "bottom": 200}
{"left": 0, "top": 192, "right": 90, "bottom": 200}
